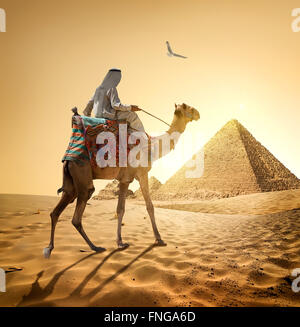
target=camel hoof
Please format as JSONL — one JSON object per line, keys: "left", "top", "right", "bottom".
{"left": 155, "top": 239, "right": 167, "bottom": 247}
{"left": 92, "top": 247, "right": 106, "bottom": 253}
{"left": 43, "top": 247, "right": 52, "bottom": 259}
{"left": 118, "top": 243, "right": 130, "bottom": 250}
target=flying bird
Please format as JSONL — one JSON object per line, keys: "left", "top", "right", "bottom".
{"left": 166, "top": 41, "right": 187, "bottom": 59}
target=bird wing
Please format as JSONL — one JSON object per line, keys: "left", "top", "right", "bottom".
{"left": 173, "top": 53, "right": 187, "bottom": 59}
{"left": 166, "top": 41, "right": 173, "bottom": 54}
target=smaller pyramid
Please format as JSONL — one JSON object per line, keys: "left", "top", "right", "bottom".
{"left": 93, "top": 180, "right": 134, "bottom": 200}
{"left": 135, "top": 176, "right": 162, "bottom": 198}
{"left": 152, "top": 120, "right": 300, "bottom": 200}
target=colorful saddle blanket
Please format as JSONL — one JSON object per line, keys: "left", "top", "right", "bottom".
{"left": 62, "top": 116, "right": 149, "bottom": 168}
{"left": 62, "top": 117, "right": 90, "bottom": 163}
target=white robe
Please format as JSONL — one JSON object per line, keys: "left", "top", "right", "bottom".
{"left": 93, "top": 87, "right": 131, "bottom": 119}
{"left": 84, "top": 69, "right": 145, "bottom": 131}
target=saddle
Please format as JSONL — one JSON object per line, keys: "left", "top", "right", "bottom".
{"left": 71, "top": 107, "right": 128, "bottom": 129}
{"left": 62, "top": 108, "right": 150, "bottom": 179}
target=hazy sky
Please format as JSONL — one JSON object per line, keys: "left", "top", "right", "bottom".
{"left": 0, "top": 0, "right": 299, "bottom": 195}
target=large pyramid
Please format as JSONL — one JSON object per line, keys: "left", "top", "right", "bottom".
{"left": 152, "top": 119, "right": 300, "bottom": 200}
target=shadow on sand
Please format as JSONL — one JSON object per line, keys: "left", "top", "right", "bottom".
{"left": 18, "top": 244, "right": 155, "bottom": 306}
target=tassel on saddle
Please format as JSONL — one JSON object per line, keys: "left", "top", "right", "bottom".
{"left": 72, "top": 107, "right": 80, "bottom": 116}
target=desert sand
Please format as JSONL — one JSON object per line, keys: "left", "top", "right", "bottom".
{"left": 0, "top": 192, "right": 299, "bottom": 307}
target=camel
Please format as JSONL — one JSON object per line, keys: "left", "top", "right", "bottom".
{"left": 44, "top": 103, "right": 200, "bottom": 258}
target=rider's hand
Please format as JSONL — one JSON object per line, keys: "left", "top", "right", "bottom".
{"left": 131, "top": 105, "right": 142, "bottom": 112}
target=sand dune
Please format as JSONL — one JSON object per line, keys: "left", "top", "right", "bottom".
{"left": 0, "top": 193, "right": 299, "bottom": 307}
{"left": 154, "top": 189, "right": 300, "bottom": 215}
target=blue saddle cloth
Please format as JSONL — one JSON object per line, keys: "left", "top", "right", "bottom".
{"left": 81, "top": 116, "right": 108, "bottom": 128}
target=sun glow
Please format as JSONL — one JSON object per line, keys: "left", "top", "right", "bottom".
{"left": 150, "top": 124, "right": 205, "bottom": 183}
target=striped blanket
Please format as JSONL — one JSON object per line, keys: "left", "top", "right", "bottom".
{"left": 62, "top": 117, "right": 90, "bottom": 163}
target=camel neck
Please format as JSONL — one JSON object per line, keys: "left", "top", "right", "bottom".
{"left": 167, "top": 115, "right": 186, "bottom": 134}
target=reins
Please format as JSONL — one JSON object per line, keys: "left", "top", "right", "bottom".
{"left": 140, "top": 109, "right": 171, "bottom": 127}
{"left": 72, "top": 106, "right": 171, "bottom": 128}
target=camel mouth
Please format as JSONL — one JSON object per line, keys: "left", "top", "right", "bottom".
{"left": 193, "top": 110, "right": 200, "bottom": 121}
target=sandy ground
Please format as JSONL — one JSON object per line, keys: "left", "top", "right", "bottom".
{"left": 0, "top": 192, "right": 299, "bottom": 307}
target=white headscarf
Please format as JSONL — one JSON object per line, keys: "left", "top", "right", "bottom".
{"left": 91, "top": 68, "right": 122, "bottom": 114}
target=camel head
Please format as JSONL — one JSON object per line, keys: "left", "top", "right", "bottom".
{"left": 174, "top": 103, "right": 200, "bottom": 123}
{"left": 171, "top": 103, "right": 200, "bottom": 133}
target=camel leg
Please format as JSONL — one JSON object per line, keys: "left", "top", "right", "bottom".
{"left": 72, "top": 194, "right": 105, "bottom": 252}
{"left": 139, "top": 173, "right": 167, "bottom": 246}
{"left": 44, "top": 162, "right": 76, "bottom": 258}
{"left": 116, "top": 182, "right": 130, "bottom": 249}
{"left": 43, "top": 191, "right": 76, "bottom": 258}
{"left": 69, "top": 161, "right": 106, "bottom": 253}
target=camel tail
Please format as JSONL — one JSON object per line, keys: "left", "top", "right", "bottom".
{"left": 57, "top": 161, "right": 72, "bottom": 195}
{"left": 57, "top": 187, "right": 63, "bottom": 195}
